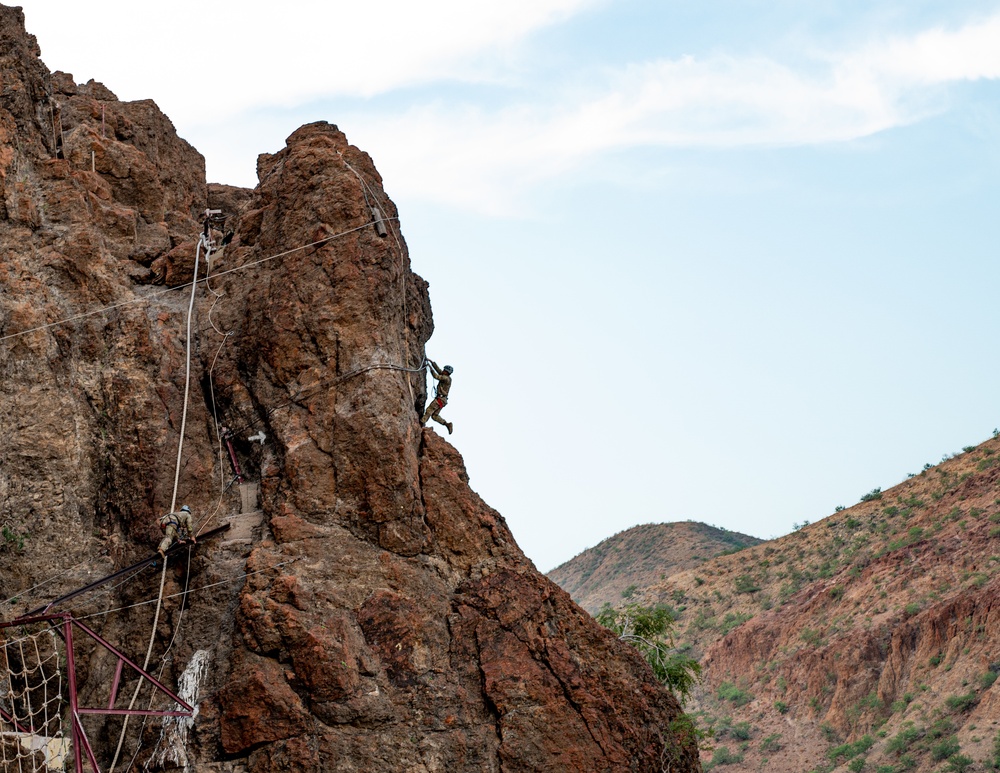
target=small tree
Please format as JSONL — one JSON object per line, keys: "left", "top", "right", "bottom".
{"left": 596, "top": 603, "right": 702, "bottom": 701}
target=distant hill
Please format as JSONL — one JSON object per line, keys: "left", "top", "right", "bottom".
{"left": 547, "top": 522, "right": 764, "bottom": 614}
{"left": 634, "top": 434, "right": 1000, "bottom": 771}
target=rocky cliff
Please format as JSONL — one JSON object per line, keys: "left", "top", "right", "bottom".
{"left": 0, "top": 6, "right": 699, "bottom": 772}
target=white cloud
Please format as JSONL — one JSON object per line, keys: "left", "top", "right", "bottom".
{"left": 348, "top": 13, "right": 1000, "bottom": 213}
{"left": 21, "top": 3, "right": 999, "bottom": 212}
{"left": 844, "top": 13, "right": 1000, "bottom": 84}
{"left": 19, "top": 0, "right": 598, "bottom": 122}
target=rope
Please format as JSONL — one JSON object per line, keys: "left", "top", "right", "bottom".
{"left": 220, "top": 360, "right": 428, "bottom": 442}
{"left": 340, "top": 155, "right": 419, "bottom": 405}
{"left": 109, "top": 232, "right": 205, "bottom": 773}
{"left": 75, "top": 561, "right": 299, "bottom": 622}
{"left": 0, "top": 219, "right": 391, "bottom": 345}
{"left": 0, "top": 623, "right": 63, "bottom": 766}
{"left": 0, "top": 557, "right": 91, "bottom": 610}
{"left": 120, "top": 544, "right": 195, "bottom": 773}
{"left": 107, "top": 560, "right": 169, "bottom": 773}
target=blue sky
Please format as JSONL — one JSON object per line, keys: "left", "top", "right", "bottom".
{"left": 20, "top": 1, "right": 1000, "bottom": 571}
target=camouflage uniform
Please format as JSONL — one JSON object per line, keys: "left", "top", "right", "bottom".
{"left": 157, "top": 509, "right": 195, "bottom": 555}
{"left": 421, "top": 360, "right": 453, "bottom": 434}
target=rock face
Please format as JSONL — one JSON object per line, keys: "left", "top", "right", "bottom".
{"left": 0, "top": 6, "right": 698, "bottom": 772}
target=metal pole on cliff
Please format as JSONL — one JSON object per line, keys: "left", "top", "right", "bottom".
{"left": 221, "top": 427, "right": 245, "bottom": 484}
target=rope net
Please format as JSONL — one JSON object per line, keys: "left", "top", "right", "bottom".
{"left": 0, "top": 622, "right": 68, "bottom": 772}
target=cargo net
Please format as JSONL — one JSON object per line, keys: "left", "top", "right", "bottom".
{"left": 0, "top": 623, "right": 69, "bottom": 772}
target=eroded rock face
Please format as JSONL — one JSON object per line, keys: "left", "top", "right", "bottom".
{"left": 0, "top": 6, "right": 698, "bottom": 771}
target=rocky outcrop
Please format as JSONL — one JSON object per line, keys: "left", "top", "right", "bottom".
{"left": 0, "top": 6, "right": 698, "bottom": 771}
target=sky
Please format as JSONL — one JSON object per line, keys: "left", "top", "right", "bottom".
{"left": 17, "top": 0, "right": 1000, "bottom": 572}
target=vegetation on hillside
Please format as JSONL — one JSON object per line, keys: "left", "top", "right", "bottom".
{"left": 596, "top": 602, "right": 702, "bottom": 701}
{"left": 548, "top": 521, "right": 763, "bottom": 613}
{"left": 581, "top": 433, "right": 1000, "bottom": 771}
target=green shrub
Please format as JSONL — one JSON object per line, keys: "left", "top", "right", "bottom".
{"left": 729, "top": 721, "right": 751, "bottom": 740}
{"left": 981, "top": 671, "right": 998, "bottom": 690}
{"left": 716, "top": 682, "right": 753, "bottom": 707}
{"left": 886, "top": 726, "right": 921, "bottom": 755}
{"left": 861, "top": 488, "right": 883, "bottom": 502}
{"left": 0, "top": 526, "right": 27, "bottom": 554}
{"left": 760, "top": 733, "right": 782, "bottom": 752}
{"left": 903, "top": 602, "right": 921, "bottom": 617}
{"left": 926, "top": 718, "right": 955, "bottom": 739}
{"left": 945, "top": 692, "right": 977, "bottom": 712}
{"left": 931, "top": 736, "right": 960, "bottom": 761}
{"left": 734, "top": 574, "right": 761, "bottom": 594}
{"left": 828, "top": 735, "right": 875, "bottom": 761}
{"left": 948, "top": 754, "right": 974, "bottom": 772}
{"left": 774, "top": 700, "right": 789, "bottom": 714}
{"left": 848, "top": 759, "right": 865, "bottom": 773}
{"left": 990, "top": 730, "right": 1000, "bottom": 769}
{"left": 596, "top": 603, "right": 701, "bottom": 701}
{"left": 706, "top": 746, "right": 743, "bottom": 767}
{"left": 719, "top": 612, "right": 753, "bottom": 635}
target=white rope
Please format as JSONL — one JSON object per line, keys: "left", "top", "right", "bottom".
{"left": 118, "top": 251, "right": 237, "bottom": 769}
{"left": 109, "top": 233, "right": 205, "bottom": 773}
{"left": 0, "top": 623, "right": 64, "bottom": 773}
{"left": 169, "top": 235, "right": 206, "bottom": 514}
{"left": 0, "top": 219, "right": 389, "bottom": 345}
{"left": 75, "top": 560, "right": 298, "bottom": 622}
{"left": 339, "top": 155, "right": 418, "bottom": 404}
{"left": 0, "top": 558, "right": 91, "bottom": 610}
{"left": 222, "top": 359, "right": 428, "bottom": 441}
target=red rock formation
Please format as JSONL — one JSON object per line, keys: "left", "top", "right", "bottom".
{"left": 0, "top": 6, "right": 698, "bottom": 771}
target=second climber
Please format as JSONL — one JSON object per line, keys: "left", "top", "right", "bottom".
{"left": 421, "top": 360, "right": 454, "bottom": 434}
{"left": 157, "top": 505, "right": 197, "bottom": 557}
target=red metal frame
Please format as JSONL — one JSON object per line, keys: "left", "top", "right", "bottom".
{"left": 220, "top": 426, "right": 245, "bottom": 484}
{"left": 0, "top": 613, "right": 193, "bottom": 772}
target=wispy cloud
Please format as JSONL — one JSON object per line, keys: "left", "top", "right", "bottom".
{"left": 23, "top": 0, "right": 599, "bottom": 121}
{"left": 350, "top": 13, "right": 1000, "bottom": 213}
{"left": 27, "top": 1, "right": 997, "bottom": 209}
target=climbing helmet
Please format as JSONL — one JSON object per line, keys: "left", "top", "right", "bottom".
{"left": 443, "top": 365, "right": 454, "bottom": 374}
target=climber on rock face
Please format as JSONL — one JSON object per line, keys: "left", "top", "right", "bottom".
{"left": 421, "top": 360, "right": 454, "bottom": 434}
{"left": 157, "top": 505, "right": 196, "bottom": 557}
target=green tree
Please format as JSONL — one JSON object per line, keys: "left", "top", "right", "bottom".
{"left": 596, "top": 603, "right": 702, "bottom": 701}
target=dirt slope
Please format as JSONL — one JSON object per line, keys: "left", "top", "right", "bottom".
{"left": 548, "top": 521, "right": 763, "bottom": 614}
{"left": 636, "top": 437, "right": 1000, "bottom": 772}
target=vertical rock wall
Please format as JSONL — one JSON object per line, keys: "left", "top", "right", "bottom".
{"left": 0, "top": 6, "right": 699, "bottom": 771}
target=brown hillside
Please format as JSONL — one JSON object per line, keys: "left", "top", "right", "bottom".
{"left": 548, "top": 521, "right": 763, "bottom": 614}
{"left": 634, "top": 435, "right": 1000, "bottom": 772}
